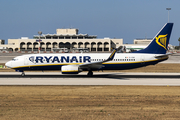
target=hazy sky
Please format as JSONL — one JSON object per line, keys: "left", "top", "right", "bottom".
{"left": 0, "top": 0, "right": 179, "bottom": 45}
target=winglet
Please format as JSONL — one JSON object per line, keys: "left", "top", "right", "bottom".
{"left": 105, "top": 46, "right": 122, "bottom": 62}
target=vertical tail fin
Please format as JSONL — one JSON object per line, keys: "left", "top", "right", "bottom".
{"left": 133, "top": 23, "right": 173, "bottom": 54}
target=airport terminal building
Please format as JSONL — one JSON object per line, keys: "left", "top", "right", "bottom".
{"left": 0, "top": 29, "right": 123, "bottom": 53}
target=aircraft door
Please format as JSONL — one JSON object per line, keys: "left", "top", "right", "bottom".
{"left": 24, "top": 57, "right": 29, "bottom": 65}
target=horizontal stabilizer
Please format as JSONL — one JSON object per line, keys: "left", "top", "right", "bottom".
{"left": 155, "top": 53, "right": 173, "bottom": 59}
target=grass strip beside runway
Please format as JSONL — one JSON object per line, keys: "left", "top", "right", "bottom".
{"left": 0, "top": 86, "right": 180, "bottom": 120}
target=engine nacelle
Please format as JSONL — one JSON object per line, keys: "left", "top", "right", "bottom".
{"left": 61, "top": 65, "right": 80, "bottom": 74}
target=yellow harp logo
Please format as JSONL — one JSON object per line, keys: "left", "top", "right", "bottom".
{"left": 155, "top": 34, "right": 168, "bottom": 50}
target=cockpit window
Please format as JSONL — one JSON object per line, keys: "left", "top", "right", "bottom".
{"left": 12, "top": 58, "right": 18, "bottom": 61}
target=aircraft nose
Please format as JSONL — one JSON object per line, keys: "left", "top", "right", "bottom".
{"left": 5, "top": 61, "right": 12, "bottom": 68}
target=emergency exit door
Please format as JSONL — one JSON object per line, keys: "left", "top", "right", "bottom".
{"left": 24, "top": 57, "right": 29, "bottom": 65}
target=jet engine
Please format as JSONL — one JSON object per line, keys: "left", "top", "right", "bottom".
{"left": 61, "top": 65, "right": 81, "bottom": 74}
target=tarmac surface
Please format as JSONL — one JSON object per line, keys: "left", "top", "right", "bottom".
{"left": 1, "top": 72, "right": 180, "bottom": 86}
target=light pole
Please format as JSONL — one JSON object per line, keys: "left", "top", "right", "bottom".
{"left": 38, "top": 31, "right": 42, "bottom": 54}
{"left": 166, "top": 8, "right": 171, "bottom": 23}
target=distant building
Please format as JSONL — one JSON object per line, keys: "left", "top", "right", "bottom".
{"left": 0, "top": 28, "right": 123, "bottom": 52}
{"left": 122, "top": 38, "right": 153, "bottom": 52}
{"left": 0, "top": 39, "right": 5, "bottom": 44}
{"left": 134, "top": 38, "right": 152, "bottom": 45}
{"left": 0, "top": 39, "right": 7, "bottom": 51}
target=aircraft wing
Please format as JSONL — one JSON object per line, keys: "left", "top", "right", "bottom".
{"left": 79, "top": 46, "right": 122, "bottom": 70}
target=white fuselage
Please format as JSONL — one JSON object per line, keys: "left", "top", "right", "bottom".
{"left": 5, "top": 53, "right": 167, "bottom": 72}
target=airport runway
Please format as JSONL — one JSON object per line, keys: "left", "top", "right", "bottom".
{"left": 1, "top": 72, "right": 180, "bottom": 86}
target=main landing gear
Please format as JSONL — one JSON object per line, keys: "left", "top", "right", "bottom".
{"left": 87, "top": 71, "right": 93, "bottom": 76}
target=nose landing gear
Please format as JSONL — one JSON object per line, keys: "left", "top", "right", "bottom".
{"left": 21, "top": 72, "right": 25, "bottom": 77}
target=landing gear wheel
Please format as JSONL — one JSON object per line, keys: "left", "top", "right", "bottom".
{"left": 21, "top": 72, "right": 25, "bottom": 77}
{"left": 87, "top": 71, "right": 93, "bottom": 76}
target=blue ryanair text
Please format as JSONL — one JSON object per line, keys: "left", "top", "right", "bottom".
{"left": 29, "top": 56, "right": 91, "bottom": 63}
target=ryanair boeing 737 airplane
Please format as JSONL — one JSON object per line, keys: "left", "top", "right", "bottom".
{"left": 5, "top": 23, "right": 173, "bottom": 76}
